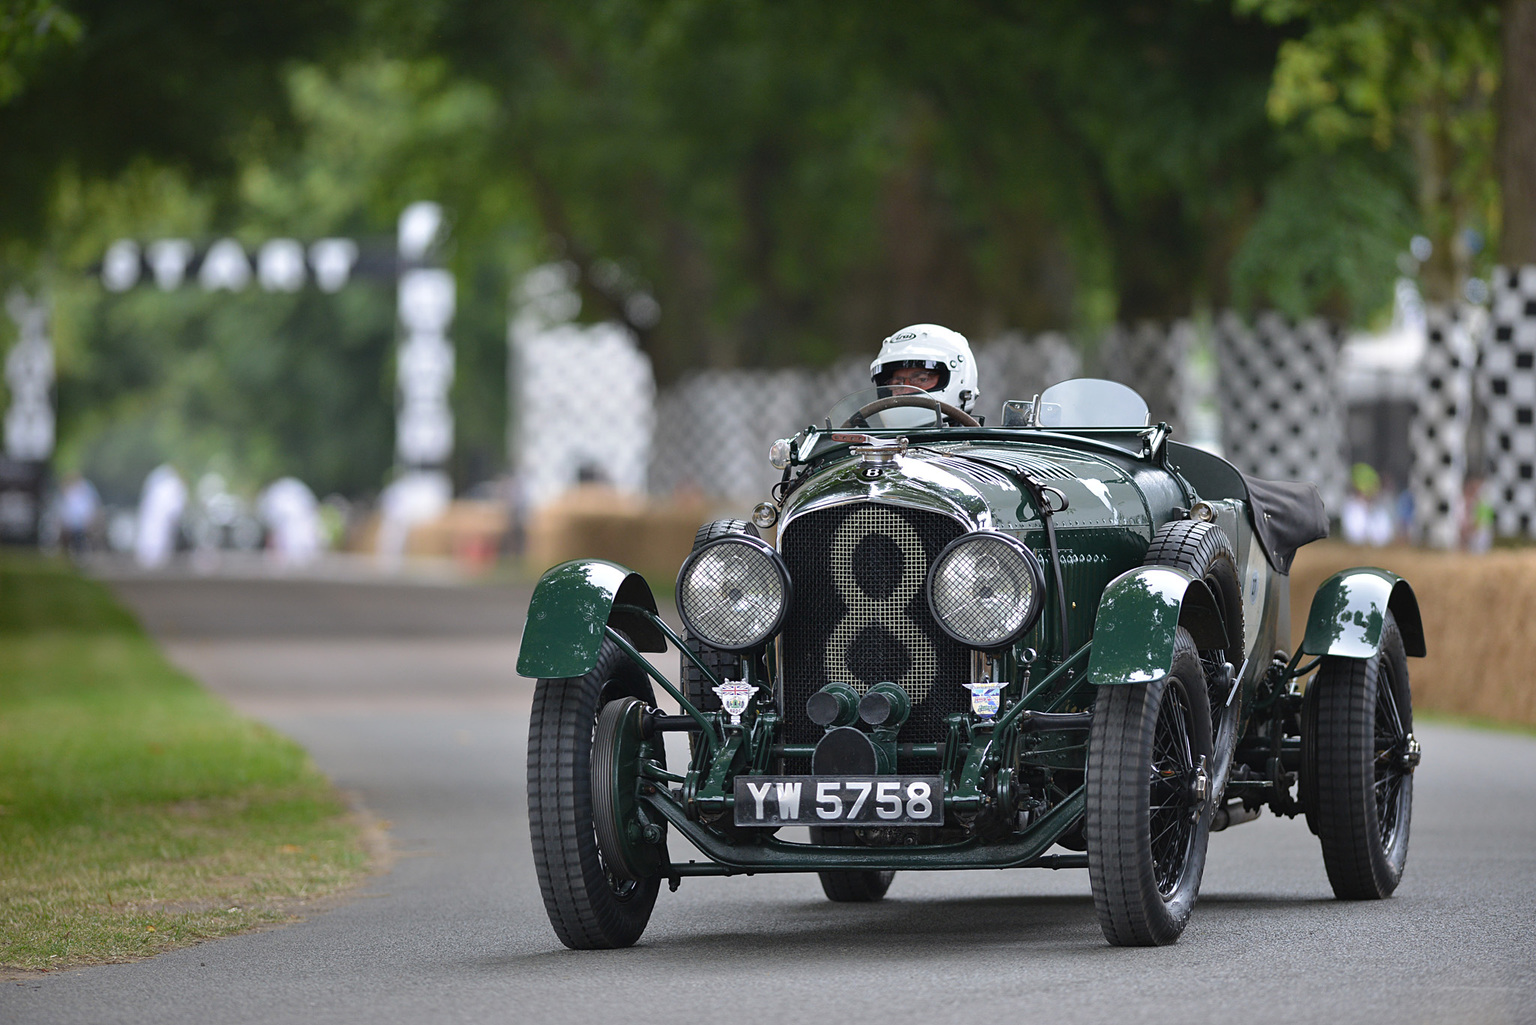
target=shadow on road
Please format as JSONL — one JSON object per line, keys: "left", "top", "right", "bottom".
{"left": 490, "top": 885, "right": 1359, "bottom": 970}
{"left": 491, "top": 893, "right": 1108, "bottom": 970}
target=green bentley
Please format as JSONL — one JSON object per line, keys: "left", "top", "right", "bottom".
{"left": 518, "top": 378, "right": 1424, "bottom": 948}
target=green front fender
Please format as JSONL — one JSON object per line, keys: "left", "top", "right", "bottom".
{"left": 1086, "top": 565, "right": 1228, "bottom": 686}
{"left": 516, "top": 559, "right": 668, "bottom": 679}
{"left": 1299, "top": 568, "right": 1426, "bottom": 659}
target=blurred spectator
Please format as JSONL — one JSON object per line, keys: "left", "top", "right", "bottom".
{"left": 258, "top": 477, "right": 324, "bottom": 566}
{"left": 58, "top": 473, "right": 101, "bottom": 554}
{"left": 318, "top": 494, "right": 351, "bottom": 550}
{"left": 135, "top": 464, "right": 186, "bottom": 568}
{"left": 376, "top": 472, "right": 450, "bottom": 565}
{"left": 1394, "top": 485, "right": 1415, "bottom": 544}
{"left": 1462, "top": 477, "right": 1494, "bottom": 552}
{"left": 1341, "top": 463, "right": 1395, "bottom": 547}
{"left": 188, "top": 472, "right": 249, "bottom": 571}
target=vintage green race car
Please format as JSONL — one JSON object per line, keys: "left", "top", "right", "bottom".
{"left": 518, "top": 378, "right": 1424, "bottom": 948}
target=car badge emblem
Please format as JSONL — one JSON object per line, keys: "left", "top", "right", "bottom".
{"left": 713, "top": 681, "right": 758, "bottom": 726}
{"left": 964, "top": 682, "right": 1005, "bottom": 718}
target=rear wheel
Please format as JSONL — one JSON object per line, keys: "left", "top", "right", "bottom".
{"left": 1087, "top": 628, "right": 1214, "bottom": 945}
{"left": 810, "top": 827, "right": 895, "bottom": 902}
{"left": 1143, "top": 520, "right": 1244, "bottom": 798}
{"left": 528, "top": 636, "right": 661, "bottom": 949}
{"left": 1302, "top": 611, "right": 1416, "bottom": 899}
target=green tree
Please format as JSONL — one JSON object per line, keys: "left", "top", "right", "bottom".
{"left": 47, "top": 56, "right": 520, "bottom": 500}
{"left": 1239, "top": 0, "right": 1501, "bottom": 303}
{"left": 1500, "top": 0, "right": 1536, "bottom": 264}
{"left": 0, "top": 0, "right": 357, "bottom": 246}
{"left": 6, "top": 0, "right": 1514, "bottom": 501}
{"left": 411, "top": 0, "right": 1294, "bottom": 374}
{"left": 0, "top": 1, "right": 80, "bottom": 104}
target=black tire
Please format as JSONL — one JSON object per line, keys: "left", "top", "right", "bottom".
{"left": 680, "top": 520, "right": 759, "bottom": 726}
{"left": 528, "top": 636, "right": 661, "bottom": 949}
{"left": 1087, "top": 627, "right": 1215, "bottom": 946}
{"left": 810, "top": 827, "right": 895, "bottom": 902}
{"left": 1144, "top": 520, "right": 1244, "bottom": 797}
{"left": 1301, "top": 611, "right": 1415, "bottom": 900}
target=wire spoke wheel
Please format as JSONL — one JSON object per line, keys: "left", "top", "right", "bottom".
{"left": 1088, "top": 627, "right": 1214, "bottom": 946}
{"left": 1147, "top": 683, "right": 1198, "bottom": 897}
{"left": 1372, "top": 681, "right": 1411, "bottom": 850}
{"left": 1303, "top": 611, "right": 1416, "bottom": 900}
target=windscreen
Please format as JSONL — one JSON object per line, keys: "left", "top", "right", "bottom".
{"left": 826, "top": 385, "right": 947, "bottom": 430}
{"left": 1035, "top": 378, "right": 1149, "bottom": 428}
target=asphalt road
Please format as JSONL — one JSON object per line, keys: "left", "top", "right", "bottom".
{"left": 4, "top": 573, "right": 1535, "bottom": 1025}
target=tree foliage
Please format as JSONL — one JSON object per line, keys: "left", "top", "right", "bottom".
{"left": 0, "top": 0, "right": 1514, "bottom": 497}
{"left": 0, "top": 1, "right": 80, "bottom": 104}
{"left": 1237, "top": 0, "right": 1501, "bottom": 302}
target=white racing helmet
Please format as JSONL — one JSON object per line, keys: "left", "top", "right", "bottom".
{"left": 869, "top": 323, "right": 979, "bottom": 413}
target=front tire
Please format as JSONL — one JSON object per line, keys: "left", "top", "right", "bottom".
{"left": 1087, "top": 628, "right": 1214, "bottom": 946}
{"left": 1302, "top": 611, "right": 1416, "bottom": 900}
{"left": 1143, "top": 520, "right": 1244, "bottom": 799}
{"left": 528, "top": 637, "right": 661, "bottom": 949}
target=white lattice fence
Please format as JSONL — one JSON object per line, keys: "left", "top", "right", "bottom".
{"left": 1213, "top": 311, "right": 1348, "bottom": 513}
{"left": 648, "top": 317, "right": 1363, "bottom": 515}
{"left": 511, "top": 319, "right": 655, "bottom": 510}
{"left": 649, "top": 335, "right": 1084, "bottom": 503}
{"left": 974, "top": 332, "right": 1083, "bottom": 422}
{"left": 1484, "top": 266, "right": 1536, "bottom": 537}
{"left": 1092, "top": 320, "right": 1192, "bottom": 434}
{"left": 650, "top": 368, "right": 821, "bottom": 502}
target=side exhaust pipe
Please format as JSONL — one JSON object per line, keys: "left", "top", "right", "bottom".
{"left": 1211, "top": 800, "right": 1262, "bottom": 832}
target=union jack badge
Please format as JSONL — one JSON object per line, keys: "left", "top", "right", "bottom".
{"left": 713, "top": 681, "right": 758, "bottom": 726}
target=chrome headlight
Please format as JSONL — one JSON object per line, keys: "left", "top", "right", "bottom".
{"left": 927, "top": 532, "right": 1046, "bottom": 650}
{"left": 676, "top": 535, "right": 791, "bottom": 651}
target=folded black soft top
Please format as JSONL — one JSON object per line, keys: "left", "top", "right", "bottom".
{"left": 1240, "top": 473, "right": 1329, "bottom": 574}
{"left": 1165, "top": 442, "right": 1329, "bottom": 574}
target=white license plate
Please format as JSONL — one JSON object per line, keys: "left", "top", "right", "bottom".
{"left": 733, "top": 775, "right": 944, "bottom": 826}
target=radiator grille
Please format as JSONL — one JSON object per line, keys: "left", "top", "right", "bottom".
{"left": 780, "top": 502, "right": 968, "bottom": 750}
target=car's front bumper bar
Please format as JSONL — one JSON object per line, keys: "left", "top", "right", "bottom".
{"left": 641, "top": 783, "right": 1086, "bottom": 875}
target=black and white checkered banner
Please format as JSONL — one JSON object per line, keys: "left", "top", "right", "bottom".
{"left": 1213, "top": 311, "right": 1348, "bottom": 515}
{"left": 100, "top": 237, "right": 366, "bottom": 294}
{"left": 1411, "top": 303, "right": 1481, "bottom": 548}
{"left": 3, "top": 292, "right": 53, "bottom": 462}
{"left": 1484, "top": 266, "right": 1536, "bottom": 538}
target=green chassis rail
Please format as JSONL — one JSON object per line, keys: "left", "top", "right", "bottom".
{"left": 598, "top": 605, "right": 1097, "bottom": 876}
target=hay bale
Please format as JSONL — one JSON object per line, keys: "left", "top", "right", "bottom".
{"left": 402, "top": 500, "right": 510, "bottom": 564}
{"left": 525, "top": 487, "right": 717, "bottom": 578}
{"left": 1289, "top": 541, "right": 1536, "bottom": 728}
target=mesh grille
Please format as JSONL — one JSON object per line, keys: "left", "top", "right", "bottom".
{"left": 780, "top": 503, "right": 968, "bottom": 752}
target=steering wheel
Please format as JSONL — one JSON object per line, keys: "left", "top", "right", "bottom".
{"left": 840, "top": 394, "right": 981, "bottom": 429}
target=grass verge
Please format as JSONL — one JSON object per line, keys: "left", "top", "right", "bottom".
{"left": 0, "top": 553, "right": 373, "bottom": 971}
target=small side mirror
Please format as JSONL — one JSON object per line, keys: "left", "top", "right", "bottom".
{"left": 1000, "top": 400, "right": 1034, "bottom": 427}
